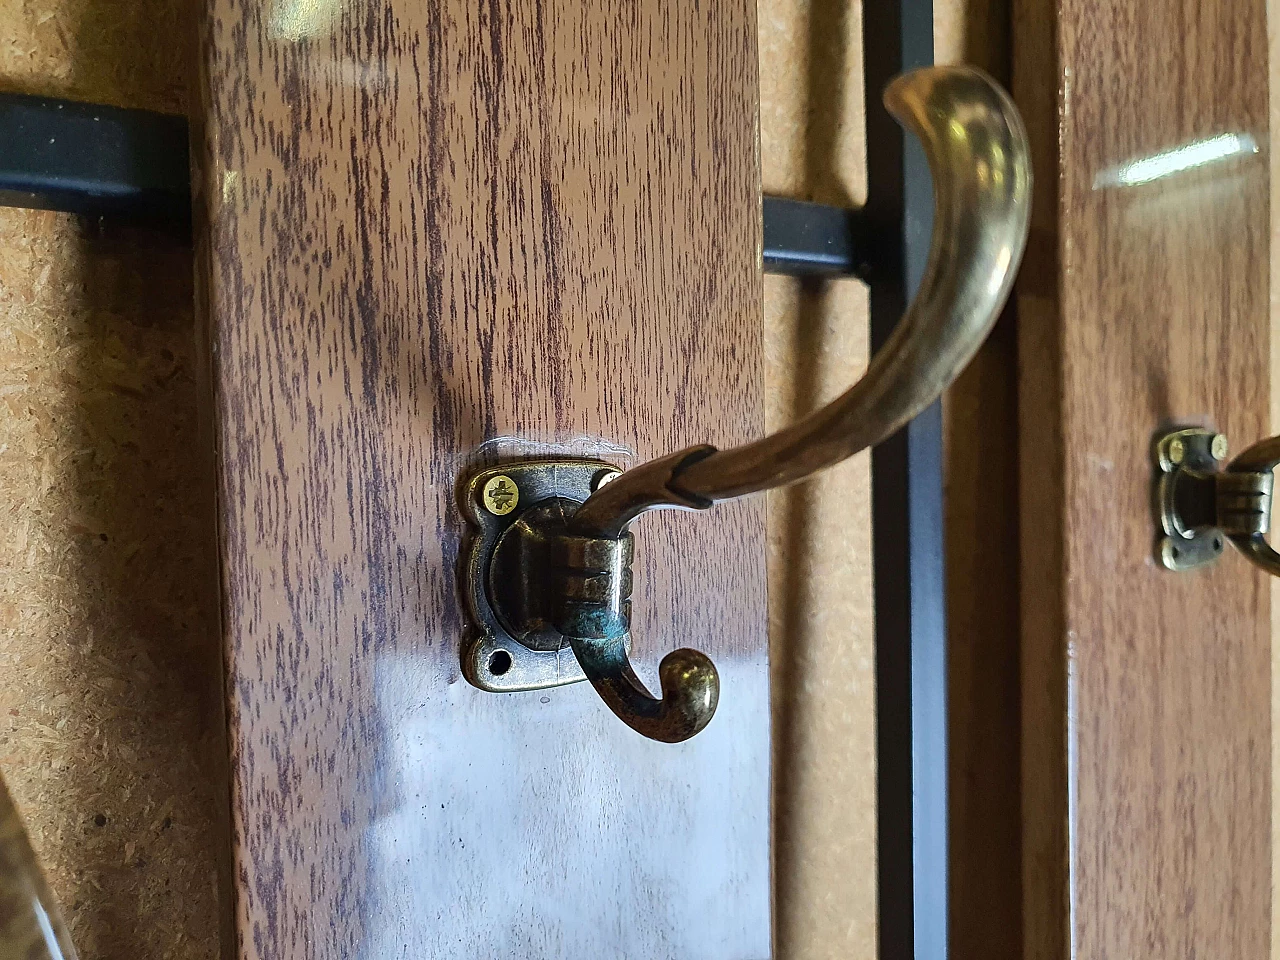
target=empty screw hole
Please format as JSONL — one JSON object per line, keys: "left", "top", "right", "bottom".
{"left": 1171, "top": 546, "right": 1181, "bottom": 560}
{"left": 1213, "top": 537, "right": 1223, "bottom": 551}
{"left": 489, "top": 650, "right": 512, "bottom": 675}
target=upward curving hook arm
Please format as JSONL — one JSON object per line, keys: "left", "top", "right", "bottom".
{"left": 564, "top": 65, "right": 1033, "bottom": 742}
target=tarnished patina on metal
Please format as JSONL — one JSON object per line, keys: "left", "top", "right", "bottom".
{"left": 489, "top": 499, "right": 634, "bottom": 647}
{"left": 1158, "top": 427, "right": 1280, "bottom": 576}
{"left": 460, "top": 459, "right": 716, "bottom": 741}
{"left": 460, "top": 65, "right": 1032, "bottom": 742}
{"left": 460, "top": 459, "right": 634, "bottom": 692}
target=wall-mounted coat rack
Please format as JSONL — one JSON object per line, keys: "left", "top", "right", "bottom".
{"left": 0, "top": 0, "right": 996, "bottom": 953}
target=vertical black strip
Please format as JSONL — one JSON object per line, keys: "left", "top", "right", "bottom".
{"left": 862, "top": 0, "right": 943, "bottom": 958}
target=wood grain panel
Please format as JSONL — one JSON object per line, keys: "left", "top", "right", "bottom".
{"left": 1015, "top": 0, "right": 1271, "bottom": 958}
{"left": 193, "top": 1, "right": 768, "bottom": 957}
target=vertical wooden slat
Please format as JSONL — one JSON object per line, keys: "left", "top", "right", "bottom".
{"left": 192, "top": 1, "right": 769, "bottom": 956}
{"left": 1016, "top": 1, "right": 1271, "bottom": 958}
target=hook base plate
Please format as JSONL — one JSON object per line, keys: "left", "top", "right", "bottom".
{"left": 460, "top": 458, "right": 628, "bottom": 692}
{"left": 1156, "top": 427, "right": 1228, "bottom": 571}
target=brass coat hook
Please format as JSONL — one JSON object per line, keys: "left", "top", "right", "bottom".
{"left": 460, "top": 65, "right": 1033, "bottom": 742}
{"left": 1156, "top": 428, "right": 1280, "bottom": 575}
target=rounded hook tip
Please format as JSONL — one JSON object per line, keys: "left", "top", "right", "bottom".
{"left": 654, "top": 648, "right": 720, "bottom": 743}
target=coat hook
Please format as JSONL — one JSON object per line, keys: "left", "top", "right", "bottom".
{"left": 1156, "top": 428, "right": 1280, "bottom": 575}
{"left": 460, "top": 65, "right": 1032, "bottom": 742}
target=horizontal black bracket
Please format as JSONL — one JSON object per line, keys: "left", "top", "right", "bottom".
{"left": 0, "top": 93, "right": 868, "bottom": 276}
{"left": 762, "top": 195, "right": 867, "bottom": 278}
{"left": 0, "top": 93, "right": 190, "bottom": 228}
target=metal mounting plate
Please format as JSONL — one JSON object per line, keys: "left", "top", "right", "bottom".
{"left": 1155, "top": 427, "right": 1227, "bottom": 572}
{"left": 459, "top": 458, "right": 625, "bottom": 691}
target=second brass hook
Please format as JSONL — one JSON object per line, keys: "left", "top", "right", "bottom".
{"left": 1157, "top": 428, "right": 1280, "bottom": 576}
{"left": 461, "top": 65, "right": 1033, "bottom": 743}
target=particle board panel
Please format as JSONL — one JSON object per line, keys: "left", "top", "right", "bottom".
{"left": 0, "top": 208, "right": 224, "bottom": 960}
{"left": 1, "top": 3, "right": 224, "bottom": 958}
{"left": 758, "top": 4, "right": 876, "bottom": 959}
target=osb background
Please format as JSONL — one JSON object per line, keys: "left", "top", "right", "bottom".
{"left": 0, "top": 2, "right": 1009, "bottom": 960}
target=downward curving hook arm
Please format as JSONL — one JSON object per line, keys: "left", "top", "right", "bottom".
{"left": 564, "top": 65, "right": 1033, "bottom": 742}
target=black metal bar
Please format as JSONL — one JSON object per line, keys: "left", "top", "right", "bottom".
{"left": 761, "top": 195, "right": 867, "bottom": 277}
{"left": 0, "top": 93, "right": 190, "bottom": 227}
{"left": 864, "top": 0, "right": 944, "bottom": 958}
{"left": 0, "top": 94, "right": 871, "bottom": 275}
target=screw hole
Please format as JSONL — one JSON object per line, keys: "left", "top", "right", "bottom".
{"left": 488, "top": 650, "right": 512, "bottom": 675}
{"left": 1171, "top": 546, "right": 1181, "bottom": 560}
{"left": 1213, "top": 537, "right": 1223, "bottom": 551}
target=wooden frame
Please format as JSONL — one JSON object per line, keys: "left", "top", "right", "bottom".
{"left": 1014, "top": 0, "right": 1271, "bottom": 957}
{"left": 193, "top": 1, "right": 771, "bottom": 956}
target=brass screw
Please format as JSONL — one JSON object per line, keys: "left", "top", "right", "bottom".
{"left": 592, "top": 468, "right": 622, "bottom": 491}
{"left": 1211, "top": 434, "right": 1229, "bottom": 461}
{"left": 483, "top": 475, "right": 519, "bottom": 516}
{"left": 1168, "top": 437, "right": 1185, "bottom": 465}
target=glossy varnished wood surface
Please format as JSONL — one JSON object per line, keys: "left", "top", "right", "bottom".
{"left": 1015, "top": 0, "right": 1271, "bottom": 958}
{"left": 193, "top": 2, "right": 767, "bottom": 957}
